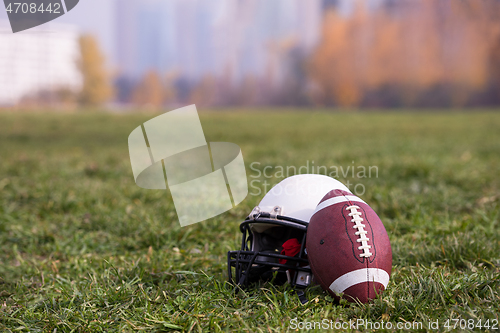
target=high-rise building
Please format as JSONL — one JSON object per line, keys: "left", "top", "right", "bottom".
{"left": 114, "top": 0, "right": 323, "bottom": 83}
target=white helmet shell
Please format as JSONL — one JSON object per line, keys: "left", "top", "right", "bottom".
{"left": 254, "top": 174, "right": 350, "bottom": 223}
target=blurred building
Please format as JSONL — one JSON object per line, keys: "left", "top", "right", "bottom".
{"left": 0, "top": 21, "right": 81, "bottom": 106}
{"left": 115, "top": 0, "right": 323, "bottom": 84}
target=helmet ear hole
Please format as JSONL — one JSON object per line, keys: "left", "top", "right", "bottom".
{"left": 265, "top": 226, "right": 286, "bottom": 239}
{"left": 258, "top": 227, "right": 285, "bottom": 251}
{"left": 254, "top": 226, "right": 304, "bottom": 253}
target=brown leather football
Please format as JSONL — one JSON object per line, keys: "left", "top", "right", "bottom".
{"left": 307, "top": 189, "right": 392, "bottom": 303}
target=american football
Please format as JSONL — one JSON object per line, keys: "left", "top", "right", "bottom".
{"left": 307, "top": 189, "right": 392, "bottom": 303}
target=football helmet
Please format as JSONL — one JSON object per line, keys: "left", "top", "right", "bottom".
{"left": 227, "top": 174, "right": 350, "bottom": 292}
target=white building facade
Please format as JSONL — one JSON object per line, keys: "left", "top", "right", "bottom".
{"left": 0, "top": 20, "right": 81, "bottom": 106}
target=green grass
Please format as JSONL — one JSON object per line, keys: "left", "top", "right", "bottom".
{"left": 0, "top": 110, "right": 499, "bottom": 332}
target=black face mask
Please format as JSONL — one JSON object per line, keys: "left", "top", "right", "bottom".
{"left": 227, "top": 212, "right": 312, "bottom": 289}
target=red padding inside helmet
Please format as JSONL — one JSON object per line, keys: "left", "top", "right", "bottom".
{"left": 279, "top": 238, "right": 301, "bottom": 264}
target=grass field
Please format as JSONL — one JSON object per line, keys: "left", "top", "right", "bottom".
{"left": 0, "top": 110, "right": 499, "bottom": 332}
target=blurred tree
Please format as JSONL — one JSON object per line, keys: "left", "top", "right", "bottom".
{"left": 163, "top": 71, "right": 178, "bottom": 106}
{"left": 77, "top": 35, "right": 113, "bottom": 107}
{"left": 114, "top": 76, "right": 135, "bottom": 104}
{"left": 307, "top": 0, "right": 500, "bottom": 108}
{"left": 131, "top": 71, "right": 165, "bottom": 109}
{"left": 19, "top": 87, "right": 77, "bottom": 109}
{"left": 236, "top": 75, "right": 259, "bottom": 106}
{"left": 307, "top": 9, "right": 364, "bottom": 107}
{"left": 490, "top": 35, "right": 500, "bottom": 103}
{"left": 190, "top": 75, "right": 218, "bottom": 107}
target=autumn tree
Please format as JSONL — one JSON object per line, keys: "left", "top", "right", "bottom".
{"left": 189, "top": 75, "right": 219, "bottom": 107}
{"left": 236, "top": 75, "right": 259, "bottom": 106}
{"left": 490, "top": 35, "right": 500, "bottom": 103}
{"left": 77, "top": 35, "right": 113, "bottom": 107}
{"left": 163, "top": 71, "right": 178, "bottom": 106}
{"left": 131, "top": 71, "right": 165, "bottom": 109}
{"left": 307, "top": 0, "right": 500, "bottom": 108}
{"left": 307, "top": 8, "right": 366, "bottom": 107}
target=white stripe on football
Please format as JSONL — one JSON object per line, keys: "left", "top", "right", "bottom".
{"left": 329, "top": 268, "right": 390, "bottom": 293}
{"left": 314, "top": 195, "right": 367, "bottom": 215}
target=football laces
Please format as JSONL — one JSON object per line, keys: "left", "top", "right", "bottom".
{"left": 346, "top": 205, "right": 373, "bottom": 258}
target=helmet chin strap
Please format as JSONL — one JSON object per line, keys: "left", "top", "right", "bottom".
{"left": 296, "top": 290, "right": 308, "bottom": 305}
{"left": 237, "top": 252, "right": 259, "bottom": 287}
